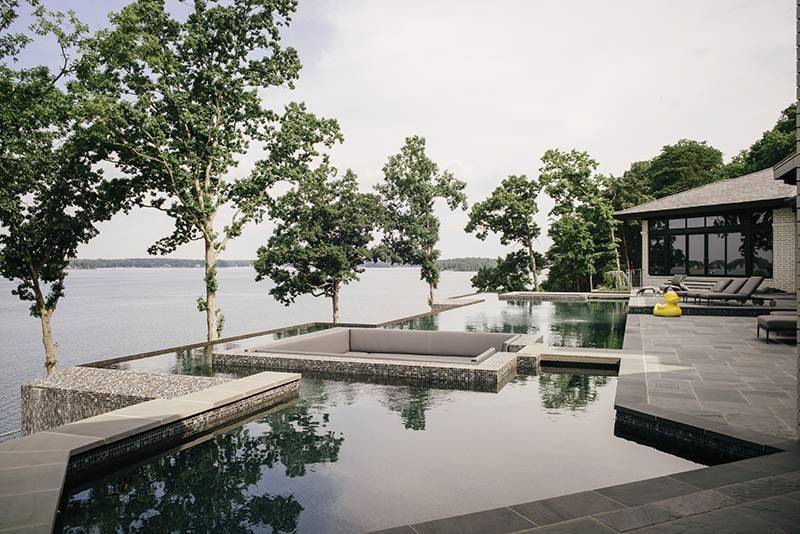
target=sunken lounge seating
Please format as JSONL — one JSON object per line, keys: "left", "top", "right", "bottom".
{"left": 249, "top": 327, "right": 521, "bottom": 365}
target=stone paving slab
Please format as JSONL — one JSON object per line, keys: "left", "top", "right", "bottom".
{"left": 623, "top": 314, "right": 797, "bottom": 441}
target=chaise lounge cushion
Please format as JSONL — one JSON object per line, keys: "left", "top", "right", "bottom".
{"left": 683, "top": 278, "right": 732, "bottom": 299}
{"left": 704, "top": 276, "right": 763, "bottom": 301}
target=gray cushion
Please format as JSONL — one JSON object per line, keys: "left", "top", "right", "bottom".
{"left": 255, "top": 328, "right": 350, "bottom": 354}
{"left": 758, "top": 315, "right": 796, "bottom": 330}
{"left": 348, "top": 328, "right": 513, "bottom": 357}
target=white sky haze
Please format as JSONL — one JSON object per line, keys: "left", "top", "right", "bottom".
{"left": 16, "top": 0, "right": 797, "bottom": 260}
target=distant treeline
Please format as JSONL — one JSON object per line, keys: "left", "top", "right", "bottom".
{"left": 70, "top": 257, "right": 496, "bottom": 272}
{"left": 69, "top": 258, "right": 254, "bottom": 269}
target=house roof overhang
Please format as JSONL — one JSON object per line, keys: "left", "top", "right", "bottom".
{"left": 613, "top": 198, "right": 793, "bottom": 221}
{"left": 773, "top": 152, "right": 797, "bottom": 185}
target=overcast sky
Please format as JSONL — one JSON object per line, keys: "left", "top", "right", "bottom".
{"left": 14, "top": 0, "right": 796, "bottom": 260}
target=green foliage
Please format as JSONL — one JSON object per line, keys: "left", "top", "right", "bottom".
{"left": 727, "top": 104, "right": 796, "bottom": 176}
{"left": 541, "top": 214, "right": 597, "bottom": 292}
{"left": 471, "top": 250, "right": 545, "bottom": 293}
{"left": 375, "top": 135, "right": 467, "bottom": 304}
{"left": 254, "top": 166, "right": 381, "bottom": 321}
{"left": 0, "top": 2, "right": 131, "bottom": 372}
{"left": 436, "top": 257, "right": 496, "bottom": 272}
{"left": 646, "top": 139, "right": 724, "bottom": 198}
{"left": 78, "top": 0, "right": 341, "bottom": 339}
{"left": 538, "top": 149, "right": 619, "bottom": 292}
{"left": 466, "top": 174, "right": 542, "bottom": 289}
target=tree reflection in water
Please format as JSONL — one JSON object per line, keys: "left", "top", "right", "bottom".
{"left": 538, "top": 373, "right": 609, "bottom": 411}
{"left": 61, "top": 397, "right": 343, "bottom": 533}
{"left": 382, "top": 386, "right": 448, "bottom": 431}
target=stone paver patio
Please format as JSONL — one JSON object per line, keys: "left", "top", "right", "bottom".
{"left": 623, "top": 314, "right": 796, "bottom": 440}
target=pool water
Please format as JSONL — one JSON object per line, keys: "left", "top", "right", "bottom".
{"left": 59, "top": 372, "right": 700, "bottom": 533}
{"left": 109, "top": 297, "right": 629, "bottom": 377}
{"left": 393, "top": 295, "right": 628, "bottom": 349}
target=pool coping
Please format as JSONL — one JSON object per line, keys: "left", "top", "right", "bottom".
{"left": 0, "top": 371, "right": 300, "bottom": 533}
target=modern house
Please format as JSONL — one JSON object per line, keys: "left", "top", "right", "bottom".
{"left": 614, "top": 166, "right": 797, "bottom": 292}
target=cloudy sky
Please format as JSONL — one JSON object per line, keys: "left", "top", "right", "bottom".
{"left": 15, "top": 0, "right": 796, "bottom": 260}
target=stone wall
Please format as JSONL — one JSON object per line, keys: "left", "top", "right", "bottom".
{"left": 21, "top": 367, "right": 228, "bottom": 434}
{"left": 640, "top": 206, "right": 796, "bottom": 292}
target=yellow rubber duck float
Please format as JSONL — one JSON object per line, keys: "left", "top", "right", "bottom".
{"left": 653, "top": 290, "right": 682, "bottom": 317}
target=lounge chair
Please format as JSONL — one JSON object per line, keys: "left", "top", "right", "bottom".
{"left": 660, "top": 274, "right": 688, "bottom": 293}
{"left": 756, "top": 311, "right": 797, "bottom": 343}
{"left": 701, "top": 276, "right": 764, "bottom": 305}
{"left": 681, "top": 278, "right": 732, "bottom": 302}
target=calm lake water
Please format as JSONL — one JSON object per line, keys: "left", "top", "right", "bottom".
{"left": 0, "top": 267, "right": 475, "bottom": 433}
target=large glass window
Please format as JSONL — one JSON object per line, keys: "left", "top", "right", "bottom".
{"left": 647, "top": 209, "right": 773, "bottom": 278}
{"left": 726, "top": 232, "right": 746, "bottom": 275}
{"left": 688, "top": 234, "right": 705, "bottom": 275}
{"left": 670, "top": 235, "right": 686, "bottom": 274}
{"left": 649, "top": 236, "right": 667, "bottom": 275}
{"left": 707, "top": 233, "right": 725, "bottom": 275}
{"left": 752, "top": 230, "right": 773, "bottom": 276}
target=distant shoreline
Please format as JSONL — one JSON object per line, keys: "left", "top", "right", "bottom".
{"left": 68, "top": 257, "right": 495, "bottom": 272}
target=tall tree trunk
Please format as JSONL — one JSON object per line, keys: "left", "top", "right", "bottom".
{"left": 30, "top": 271, "right": 57, "bottom": 375}
{"left": 610, "top": 224, "right": 622, "bottom": 272}
{"left": 331, "top": 281, "right": 340, "bottom": 323}
{"left": 622, "top": 225, "right": 632, "bottom": 273}
{"left": 428, "top": 280, "right": 435, "bottom": 308}
{"left": 39, "top": 308, "right": 56, "bottom": 376}
{"left": 527, "top": 240, "right": 539, "bottom": 291}
{"left": 589, "top": 272, "right": 593, "bottom": 291}
{"left": 204, "top": 236, "right": 220, "bottom": 341}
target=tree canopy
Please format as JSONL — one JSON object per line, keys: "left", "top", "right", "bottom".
{"left": 465, "top": 174, "right": 543, "bottom": 290}
{"left": 375, "top": 135, "right": 467, "bottom": 306}
{"left": 254, "top": 165, "right": 381, "bottom": 323}
{"left": 538, "top": 149, "right": 620, "bottom": 291}
{"left": 0, "top": 1, "right": 131, "bottom": 374}
{"left": 77, "top": 0, "right": 341, "bottom": 340}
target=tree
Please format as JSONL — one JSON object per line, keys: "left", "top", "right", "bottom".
{"left": 646, "top": 139, "right": 724, "bottom": 198}
{"left": 0, "top": 2, "right": 130, "bottom": 375}
{"left": 727, "top": 103, "right": 796, "bottom": 176}
{"left": 254, "top": 165, "right": 381, "bottom": 323}
{"left": 605, "top": 160, "right": 654, "bottom": 273}
{"left": 542, "top": 214, "right": 597, "bottom": 292}
{"left": 78, "top": 0, "right": 341, "bottom": 340}
{"left": 470, "top": 250, "right": 546, "bottom": 293}
{"left": 375, "top": 136, "right": 467, "bottom": 306}
{"left": 538, "top": 149, "right": 619, "bottom": 291}
{"left": 465, "top": 175, "right": 543, "bottom": 290}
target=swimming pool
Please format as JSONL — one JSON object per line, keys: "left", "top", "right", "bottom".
{"left": 56, "top": 296, "right": 696, "bottom": 533}
{"left": 106, "top": 296, "right": 629, "bottom": 377}
{"left": 59, "top": 372, "right": 700, "bottom": 533}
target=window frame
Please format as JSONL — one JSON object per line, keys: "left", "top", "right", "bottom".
{"left": 647, "top": 209, "right": 772, "bottom": 278}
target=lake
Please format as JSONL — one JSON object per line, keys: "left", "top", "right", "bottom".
{"left": 0, "top": 267, "right": 475, "bottom": 433}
